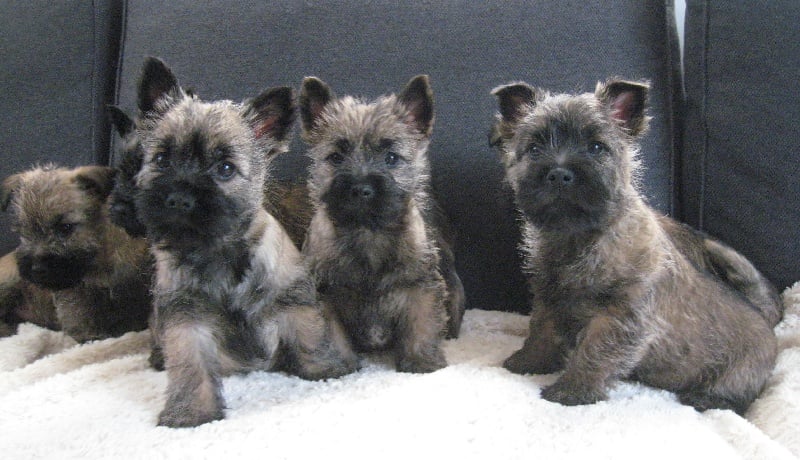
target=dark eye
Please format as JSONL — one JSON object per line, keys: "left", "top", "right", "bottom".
{"left": 214, "top": 161, "right": 237, "bottom": 181}
{"left": 527, "top": 144, "right": 543, "bottom": 158}
{"left": 56, "top": 223, "right": 76, "bottom": 238}
{"left": 154, "top": 153, "right": 171, "bottom": 170}
{"left": 588, "top": 142, "right": 607, "bottom": 156}
{"left": 327, "top": 152, "right": 345, "bottom": 166}
{"left": 385, "top": 151, "right": 400, "bottom": 167}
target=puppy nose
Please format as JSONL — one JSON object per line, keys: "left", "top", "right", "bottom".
{"left": 165, "top": 191, "right": 196, "bottom": 212}
{"left": 31, "top": 259, "right": 48, "bottom": 276}
{"left": 546, "top": 168, "right": 575, "bottom": 186}
{"left": 351, "top": 183, "right": 374, "bottom": 199}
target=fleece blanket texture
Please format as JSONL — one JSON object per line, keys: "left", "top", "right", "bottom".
{"left": 1, "top": 283, "right": 799, "bottom": 460}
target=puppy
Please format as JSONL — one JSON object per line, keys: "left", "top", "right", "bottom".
{"left": 491, "top": 79, "right": 781, "bottom": 414}
{"left": 134, "top": 58, "right": 358, "bottom": 427}
{"left": 1, "top": 165, "right": 152, "bottom": 342}
{"left": 298, "top": 75, "right": 465, "bottom": 373}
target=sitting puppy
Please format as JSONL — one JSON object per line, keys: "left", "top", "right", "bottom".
{"left": 298, "top": 75, "right": 465, "bottom": 373}
{"left": 491, "top": 79, "right": 782, "bottom": 414}
{"left": 134, "top": 58, "right": 358, "bottom": 427}
{"left": 1, "top": 165, "right": 152, "bottom": 342}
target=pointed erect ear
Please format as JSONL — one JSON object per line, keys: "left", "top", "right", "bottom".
{"left": 397, "top": 75, "right": 434, "bottom": 137}
{"left": 0, "top": 173, "right": 24, "bottom": 212}
{"left": 244, "top": 86, "right": 296, "bottom": 142}
{"left": 491, "top": 82, "right": 537, "bottom": 125}
{"left": 72, "top": 166, "right": 117, "bottom": 200}
{"left": 137, "top": 57, "right": 180, "bottom": 115}
{"left": 106, "top": 105, "right": 135, "bottom": 137}
{"left": 299, "top": 77, "right": 334, "bottom": 133}
{"left": 595, "top": 79, "right": 650, "bottom": 136}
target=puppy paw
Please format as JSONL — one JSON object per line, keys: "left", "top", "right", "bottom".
{"left": 678, "top": 390, "right": 747, "bottom": 415}
{"left": 540, "top": 379, "right": 607, "bottom": 406}
{"left": 157, "top": 404, "right": 224, "bottom": 428}
{"left": 148, "top": 346, "right": 165, "bottom": 371}
{"left": 397, "top": 352, "right": 446, "bottom": 373}
{"left": 503, "top": 348, "right": 562, "bottom": 375}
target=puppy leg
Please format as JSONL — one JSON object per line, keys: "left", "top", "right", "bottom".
{"left": 53, "top": 287, "right": 111, "bottom": 342}
{"left": 541, "top": 311, "right": 646, "bottom": 406}
{"left": 503, "top": 306, "right": 565, "bottom": 375}
{"left": 393, "top": 285, "right": 447, "bottom": 373}
{"left": 157, "top": 300, "right": 234, "bottom": 428}
{"left": 278, "top": 304, "right": 359, "bottom": 380}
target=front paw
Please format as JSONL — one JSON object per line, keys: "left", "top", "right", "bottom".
{"left": 503, "top": 348, "right": 562, "bottom": 375}
{"left": 540, "top": 378, "right": 607, "bottom": 406}
{"left": 157, "top": 403, "right": 224, "bottom": 428}
{"left": 397, "top": 350, "right": 446, "bottom": 373}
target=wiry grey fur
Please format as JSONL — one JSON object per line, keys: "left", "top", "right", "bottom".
{"left": 492, "top": 78, "right": 781, "bottom": 414}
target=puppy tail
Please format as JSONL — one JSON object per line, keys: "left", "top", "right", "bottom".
{"left": 703, "top": 238, "right": 784, "bottom": 328}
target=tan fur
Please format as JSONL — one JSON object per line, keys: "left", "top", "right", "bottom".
{"left": 1, "top": 165, "right": 152, "bottom": 342}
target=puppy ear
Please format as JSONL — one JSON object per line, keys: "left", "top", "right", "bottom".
{"left": 0, "top": 173, "right": 24, "bottom": 212}
{"left": 397, "top": 75, "right": 434, "bottom": 137}
{"left": 299, "top": 77, "right": 334, "bottom": 133}
{"left": 244, "top": 86, "right": 296, "bottom": 143}
{"left": 137, "top": 57, "right": 181, "bottom": 116}
{"left": 595, "top": 79, "right": 650, "bottom": 136}
{"left": 106, "top": 105, "right": 135, "bottom": 138}
{"left": 490, "top": 82, "right": 537, "bottom": 147}
{"left": 492, "top": 83, "right": 536, "bottom": 125}
{"left": 72, "top": 166, "right": 117, "bottom": 200}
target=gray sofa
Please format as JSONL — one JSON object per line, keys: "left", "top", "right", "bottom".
{"left": 1, "top": 0, "right": 797, "bottom": 315}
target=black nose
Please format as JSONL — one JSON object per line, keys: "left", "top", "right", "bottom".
{"left": 165, "top": 191, "right": 196, "bottom": 212}
{"left": 546, "top": 167, "right": 575, "bottom": 187}
{"left": 30, "top": 259, "right": 48, "bottom": 276}
{"left": 351, "top": 183, "right": 375, "bottom": 199}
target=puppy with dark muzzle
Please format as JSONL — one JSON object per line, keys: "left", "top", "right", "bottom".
{"left": 1, "top": 165, "right": 152, "bottom": 342}
{"left": 491, "top": 79, "right": 782, "bottom": 414}
{"left": 134, "top": 59, "right": 358, "bottom": 428}
{"left": 108, "top": 58, "right": 312, "bottom": 248}
{"left": 298, "top": 76, "right": 465, "bottom": 373}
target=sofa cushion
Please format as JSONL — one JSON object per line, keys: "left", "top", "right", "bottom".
{"left": 0, "top": 0, "right": 123, "bottom": 254}
{"left": 682, "top": 1, "right": 800, "bottom": 290}
{"left": 116, "top": 0, "right": 681, "bottom": 312}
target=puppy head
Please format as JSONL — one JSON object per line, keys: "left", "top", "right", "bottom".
{"left": 490, "top": 78, "right": 649, "bottom": 232}
{"left": 1, "top": 165, "right": 116, "bottom": 289}
{"left": 299, "top": 75, "right": 434, "bottom": 231}
{"left": 133, "top": 58, "right": 295, "bottom": 247}
{"left": 107, "top": 105, "right": 148, "bottom": 237}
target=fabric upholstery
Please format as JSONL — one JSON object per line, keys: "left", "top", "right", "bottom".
{"left": 682, "top": 1, "right": 800, "bottom": 290}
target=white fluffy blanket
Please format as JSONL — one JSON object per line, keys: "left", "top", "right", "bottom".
{"left": 2, "top": 284, "right": 799, "bottom": 460}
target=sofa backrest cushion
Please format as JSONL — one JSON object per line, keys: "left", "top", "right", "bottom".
{"left": 0, "top": 0, "right": 123, "bottom": 254}
{"left": 115, "top": 0, "right": 681, "bottom": 312}
{"left": 682, "top": 0, "right": 800, "bottom": 290}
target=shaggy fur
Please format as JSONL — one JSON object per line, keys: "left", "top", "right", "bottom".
{"left": 134, "top": 58, "right": 357, "bottom": 428}
{"left": 0, "top": 165, "right": 152, "bottom": 342}
{"left": 492, "top": 79, "right": 782, "bottom": 414}
{"left": 299, "top": 75, "right": 465, "bottom": 373}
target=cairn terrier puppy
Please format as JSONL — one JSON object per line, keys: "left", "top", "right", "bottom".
{"left": 135, "top": 60, "right": 358, "bottom": 428}
{"left": 298, "top": 75, "right": 465, "bottom": 373}
{"left": 491, "top": 79, "right": 782, "bottom": 414}
{"left": 108, "top": 58, "right": 311, "bottom": 248}
{"left": 0, "top": 165, "right": 152, "bottom": 342}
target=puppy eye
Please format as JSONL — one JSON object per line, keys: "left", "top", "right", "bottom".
{"left": 154, "top": 153, "right": 171, "bottom": 170}
{"left": 327, "top": 152, "right": 345, "bottom": 166}
{"left": 588, "top": 142, "right": 607, "bottom": 155}
{"left": 527, "top": 145, "right": 543, "bottom": 158}
{"left": 214, "top": 161, "right": 237, "bottom": 181}
{"left": 385, "top": 152, "right": 400, "bottom": 167}
{"left": 56, "top": 223, "right": 76, "bottom": 238}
